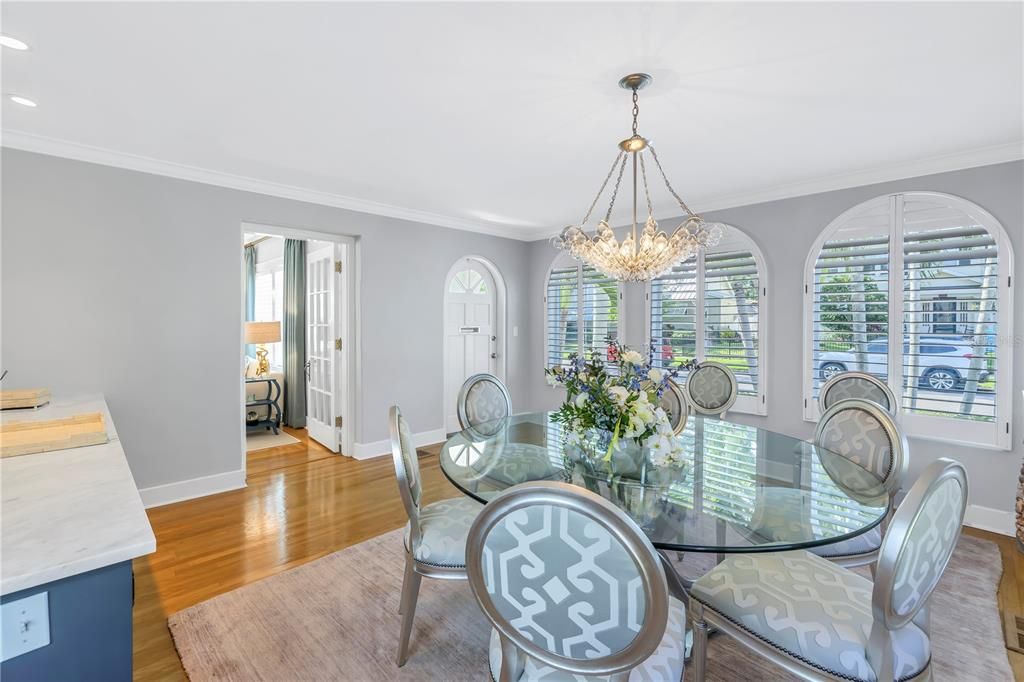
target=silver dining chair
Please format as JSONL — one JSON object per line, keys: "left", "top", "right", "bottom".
{"left": 642, "top": 377, "right": 689, "bottom": 435}
{"left": 683, "top": 361, "right": 737, "bottom": 417}
{"left": 457, "top": 373, "right": 512, "bottom": 432}
{"left": 811, "top": 398, "right": 909, "bottom": 568}
{"left": 388, "top": 405, "right": 482, "bottom": 666}
{"left": 466, "top": 481, "right": 687, "bottom": 682}
{"left": 819, "top": 370, "right": 898, "bottom": 415}
{"left": 689, "top": 457, "right": 967, "bottom": 682}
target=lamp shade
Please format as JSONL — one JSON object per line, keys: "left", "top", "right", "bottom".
{"left": 245, "top": 321, "right": 281, "bottom": 344}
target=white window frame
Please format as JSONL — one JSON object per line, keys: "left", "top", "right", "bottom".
{"left": 802, "top": 191, "right": 1014, "bottom": 450}
{"left": 643, "top": 225, "right": 769, "bottom": 416}
{"left": 543, "top": 252, "right": 624, "bottom": 373}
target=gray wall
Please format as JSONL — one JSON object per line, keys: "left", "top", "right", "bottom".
{"left": 526, "top": 161, "right": 1024, "bottom": 515}
{"left": 1, "top": 148, "right": 531, "bottom": 490}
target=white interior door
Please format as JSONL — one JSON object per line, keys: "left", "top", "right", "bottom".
{"left": 306, "top": 242, "right": 339, "bottom": 452}
{"left": 444, "top": 261, "right": 497, "bottom": 432}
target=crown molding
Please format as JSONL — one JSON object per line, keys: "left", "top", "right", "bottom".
{"left": 4, "top": 129, "right": 1021, "bottom": 244}
{"left": 517, "top": 140, "right": 1024, "bottom": 241}
{"left": 0, "top": 129, "right": 528, "bottom": 241}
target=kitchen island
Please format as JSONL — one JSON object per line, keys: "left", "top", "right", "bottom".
{"left": 1, "top": 395, "right": 155, "bottom": 681}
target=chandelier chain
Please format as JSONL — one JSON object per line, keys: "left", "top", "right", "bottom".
{"left": 580, "top": 150, "right": 625, "bottom": 226}
{"left": 603, "top": 152, "right": 630, "bottom": 223}
{"left": 631, "top": 88, "right": 640, "bottom": 137}
{"left": 648, "top": 143, "right": 698, "bottom": 218}
{"left": 638, "top": 152, "right": 654, "bottom": 217}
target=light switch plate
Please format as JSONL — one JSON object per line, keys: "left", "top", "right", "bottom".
{"left": 1, "top": 592, "right": 50, "bottom": 662}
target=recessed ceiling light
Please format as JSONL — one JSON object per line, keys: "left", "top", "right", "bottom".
{"left": 0, "top": 35, "right": 29, "bottom": 51}
{"left": 8, "top": 95, "right": 37, "bottom": 108}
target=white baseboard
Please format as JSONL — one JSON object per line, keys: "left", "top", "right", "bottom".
{"left": 139, "top": 469, "right": 246, "bottom": 508}
{"left": 964, "top": 504, "right": 1014, "bottom": 537}
{"left": 353, "top": 427, "right": 447, "bottom": 460}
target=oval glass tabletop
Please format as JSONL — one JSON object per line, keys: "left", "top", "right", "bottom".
{"left": 439, "top": 412, "right": 890, "bottom": 554}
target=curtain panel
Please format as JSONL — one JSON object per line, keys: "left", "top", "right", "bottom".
{"left": 283, "top": 239, "right": 307, "bottom": 428}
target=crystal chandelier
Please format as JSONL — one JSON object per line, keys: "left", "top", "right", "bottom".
{"left": 553, "top": 73, "right": 723, "bottom": 282}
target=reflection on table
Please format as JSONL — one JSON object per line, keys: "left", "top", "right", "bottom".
{"left": 439, "top": 412, "right": 889, "bottom": 554}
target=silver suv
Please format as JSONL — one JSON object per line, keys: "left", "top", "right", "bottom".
{"left": 818, "top": 336, "right": 990, "bottom": 391}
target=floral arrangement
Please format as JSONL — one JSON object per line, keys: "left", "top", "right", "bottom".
{"left": 545, "top": 339, "right": 690, "bottom": 467}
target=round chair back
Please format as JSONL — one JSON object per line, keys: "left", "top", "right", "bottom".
{"left": 457, "top": 373, "right": 512, "bottom": 431}
{"left": 466, "top": 481, "right": 669, "bottom": 679}
{"left": 389, "top": 405, "right": 422, "bottom": 544}
{"left": 815, "top": 399, "right": 908, "bottom": 495}
{"left": 684, "top": 361, "right": 737, "bottom": 415}
{"left": 819, "top": 371, "right": 897, "bottom": 415}
{"left": 872, "top": 458, "right": 967, "bottom": 629}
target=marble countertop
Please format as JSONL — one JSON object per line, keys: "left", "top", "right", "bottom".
{"left": 1, "top": 394, "right": 156, "bottom": 595}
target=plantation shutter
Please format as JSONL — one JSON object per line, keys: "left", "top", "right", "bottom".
{"left": 581, "top": 266, "right": 619, "bottom": 361}
{"left": 649, "top": 260, "right": 698, "bottom": 372}
{"left": 810, "top": 201, "right": 891, "bottom": 401}
{"left": 704, "top": 250, "right": 760, "bottom": 397}
{"left": 545, "top": 265, "right": 579, "bottom": 368}
{"left": 546, "top": 263, "right": 620, "bottom": 368}
{"left": 901, "top": 197, "right": 998, "bottom": 422}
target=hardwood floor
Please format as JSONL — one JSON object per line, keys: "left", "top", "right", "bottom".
{"left": 134, "top": 431, "right": 1021, "bottom": 680}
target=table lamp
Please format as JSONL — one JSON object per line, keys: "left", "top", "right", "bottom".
{"left": 245, "top": 321, "right": 281, "bottom": 377}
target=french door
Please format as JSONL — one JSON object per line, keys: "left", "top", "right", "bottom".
{"left": 306, "top": 243, "right": 340, "bottom": 452}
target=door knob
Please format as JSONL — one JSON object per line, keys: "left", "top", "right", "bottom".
{"left": 490, "top": 353, "right": 497, "bottom": 359}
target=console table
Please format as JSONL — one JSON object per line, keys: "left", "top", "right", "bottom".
{"left": 245, "top": 377, "right": 282, "bottom": 435}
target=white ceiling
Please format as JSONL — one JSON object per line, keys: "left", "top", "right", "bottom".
{"left": 2, "top": 2, "right": 1021, "bottom": 240}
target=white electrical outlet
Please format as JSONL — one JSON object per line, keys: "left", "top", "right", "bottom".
{"left": 1, "top": 592, "right": 50, "bottom": 661}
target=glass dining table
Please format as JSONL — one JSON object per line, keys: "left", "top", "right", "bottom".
{"left": 438, "top": 412, "right": 890, "bottom": 557}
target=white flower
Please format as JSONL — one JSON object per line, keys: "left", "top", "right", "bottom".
{"left": 648, "top": 368, "right": 664, "bottom": 384}
{"left": 579, "top": 372, "right": 589, "bottom": 382}
{"left": 546, "top": 373, "right": 559, "bottom": 387}
{"left": 607, "top": 385, "right": 630, "bottom": 407}
{"left": 622, "top": 350, "right": 644, "bottom": 366}
{"left": 574, "top": 392, "right": 588, "bottom": 408}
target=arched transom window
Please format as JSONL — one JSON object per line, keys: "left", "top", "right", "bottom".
{"left": 804, "top": 191, "right": 1014, "bottom": 449}
{"left": 448, "top": 268, "right": 489, "bottom": 295}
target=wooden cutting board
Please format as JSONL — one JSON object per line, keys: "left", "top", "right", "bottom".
{"left": 0, "top": 412, "right": 108, "bottom": 458}
{"left": 0, "top": 388, "right": 51, "bottom": 410}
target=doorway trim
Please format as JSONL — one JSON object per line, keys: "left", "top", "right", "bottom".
{"left": 240, "top": 221, "right": 359, "bottom": 475}
{"left": 442, "top": 256, "right": 508, "bottom": 433}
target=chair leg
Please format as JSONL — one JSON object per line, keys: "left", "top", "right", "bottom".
{"left": 396, "top": 557, "right": 422, "bottom": 667}
{"left": 691, "top": 602, "right": 709, "bottom": 682}
{"left": 398, "top": 554, "right": 415, "bottom": 614}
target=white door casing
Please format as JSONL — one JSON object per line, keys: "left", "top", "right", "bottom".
{"left": 444, "top": 260, "right": 497, "bottom": 433}
{"left": 306, "top": 242, "right": 340, "bottom": 452}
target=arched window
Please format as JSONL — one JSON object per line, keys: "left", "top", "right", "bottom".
{"left": 804, "top": 192, "right": 1014, "bottom": 449}
{"left": 545, "top": 255, "right": 622, "bottom": 368}
{"left": 645, "top": 224, "right": 768, "bottom": 415}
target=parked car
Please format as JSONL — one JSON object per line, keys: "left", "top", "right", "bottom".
{"left": 818, "top": 336, "right": 990, "bottom": 391}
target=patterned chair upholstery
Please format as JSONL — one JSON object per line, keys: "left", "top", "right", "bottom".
{"left": 811, "top": 399, "right": 908, "bottom": 567}
{"left": 657, "top": 378, "right": 689, "bottom": 436}
{"left": 819, "top": 371, "right": 897, "bottom": 415}
{"left": 683, "top": 362, "right": 737, "bottom": 416}
{"left": 458, "top": 373, "right": 513, "bottom": 432}
{"left": 689, "top": 458, "right": 967, "bottom": 682}
{"left": 466, "top": 481, "right": 686, "bottom": 682}
{"left": 389, "top": 405, "right": 482, "bottom": 666}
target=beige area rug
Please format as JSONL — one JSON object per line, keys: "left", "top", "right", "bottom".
{"left": 245, "top": 429, "right": 300, "bottom": 452}
{"left": 168, "top": 529, "right": 1012, "bottom": 681}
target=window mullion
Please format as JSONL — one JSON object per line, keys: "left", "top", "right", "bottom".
{"left": 696, "top": 251, "right": 706, "bottom": 362}
{"left": 888, "top": 194, "right": 905, "bottom": 403}
{"left": 576, "top": 264, "right": 585, "bottom": 357}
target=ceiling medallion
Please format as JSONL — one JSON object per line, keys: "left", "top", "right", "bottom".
{"left": 553, "top": 73, "right": 723, "bottom": 282}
